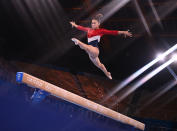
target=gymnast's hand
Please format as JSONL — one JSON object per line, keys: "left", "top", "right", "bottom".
{"left": 70, "top": 21, "right": 78, "bottom": 28}
{"left": 119, "top": 30, "right": 132, "bottom": 38}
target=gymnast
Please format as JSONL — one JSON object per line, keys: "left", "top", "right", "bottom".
{"left": 70, "top": 14, "right": 132, "bottom": 79}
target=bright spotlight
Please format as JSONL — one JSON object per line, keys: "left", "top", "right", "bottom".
{"left": 102, "top": 43, "right": 177, "bottom": 104}
{"left": 172, "top": 54, "right": 177, "bottom": 61}
{"left": 156, "top": 53, "right": 165, "bottom": 61}
{"left": 111, "top": 57, "right": 176, "bottom": 104}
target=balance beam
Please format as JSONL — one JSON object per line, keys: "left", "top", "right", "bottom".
{"left": 16, "top": 72, "right": 145, "bottom": 130}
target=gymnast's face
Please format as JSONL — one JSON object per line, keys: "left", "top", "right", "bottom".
{"left": 91, "top": 19, "right": 100, "bottom": 29}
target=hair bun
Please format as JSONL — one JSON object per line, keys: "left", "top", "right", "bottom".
{"left": 93, "top": 13, "right": 103, "bottom": 23}
{"left": 95, "top": 13, "right": 103, "bottom": 19}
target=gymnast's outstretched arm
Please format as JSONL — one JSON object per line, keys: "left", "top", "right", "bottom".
{"left": 101, "top": 28, "right": 132, "bottom": 38}
{"left": 70, "top": 21, "right": 90, "bottom": 32}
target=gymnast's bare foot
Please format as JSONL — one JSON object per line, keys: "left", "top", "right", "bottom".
{"left": 106, "top": 72, "right": 112, "bottom": 80}
{"left": 71, "top": 38, "right": 79, "bottom": 45}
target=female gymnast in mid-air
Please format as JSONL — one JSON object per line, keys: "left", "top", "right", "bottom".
{"left": 70, "top": 14, "right": 132, "bottom": 79}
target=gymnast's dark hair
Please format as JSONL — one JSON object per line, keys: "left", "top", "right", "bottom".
{"left": 92, "top": 13, "right": 103, "bottom": 23}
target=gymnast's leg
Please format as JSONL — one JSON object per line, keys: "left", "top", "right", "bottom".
{"left": 71, "top": 38, "right": 112, "bottom": 79}
{"left": 89, "top": 55, "right": 112, "bottom": 79}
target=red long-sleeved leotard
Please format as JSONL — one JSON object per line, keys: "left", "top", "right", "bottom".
{"left": 76, "top": 25, "right": 119, "bottom": 48}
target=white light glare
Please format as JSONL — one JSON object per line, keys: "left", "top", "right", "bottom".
{"left": 172, "top": 54, "right": 177, "bottom": 61}
{"left": 157, "top": 53, "right": 165, "bottom": 61}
